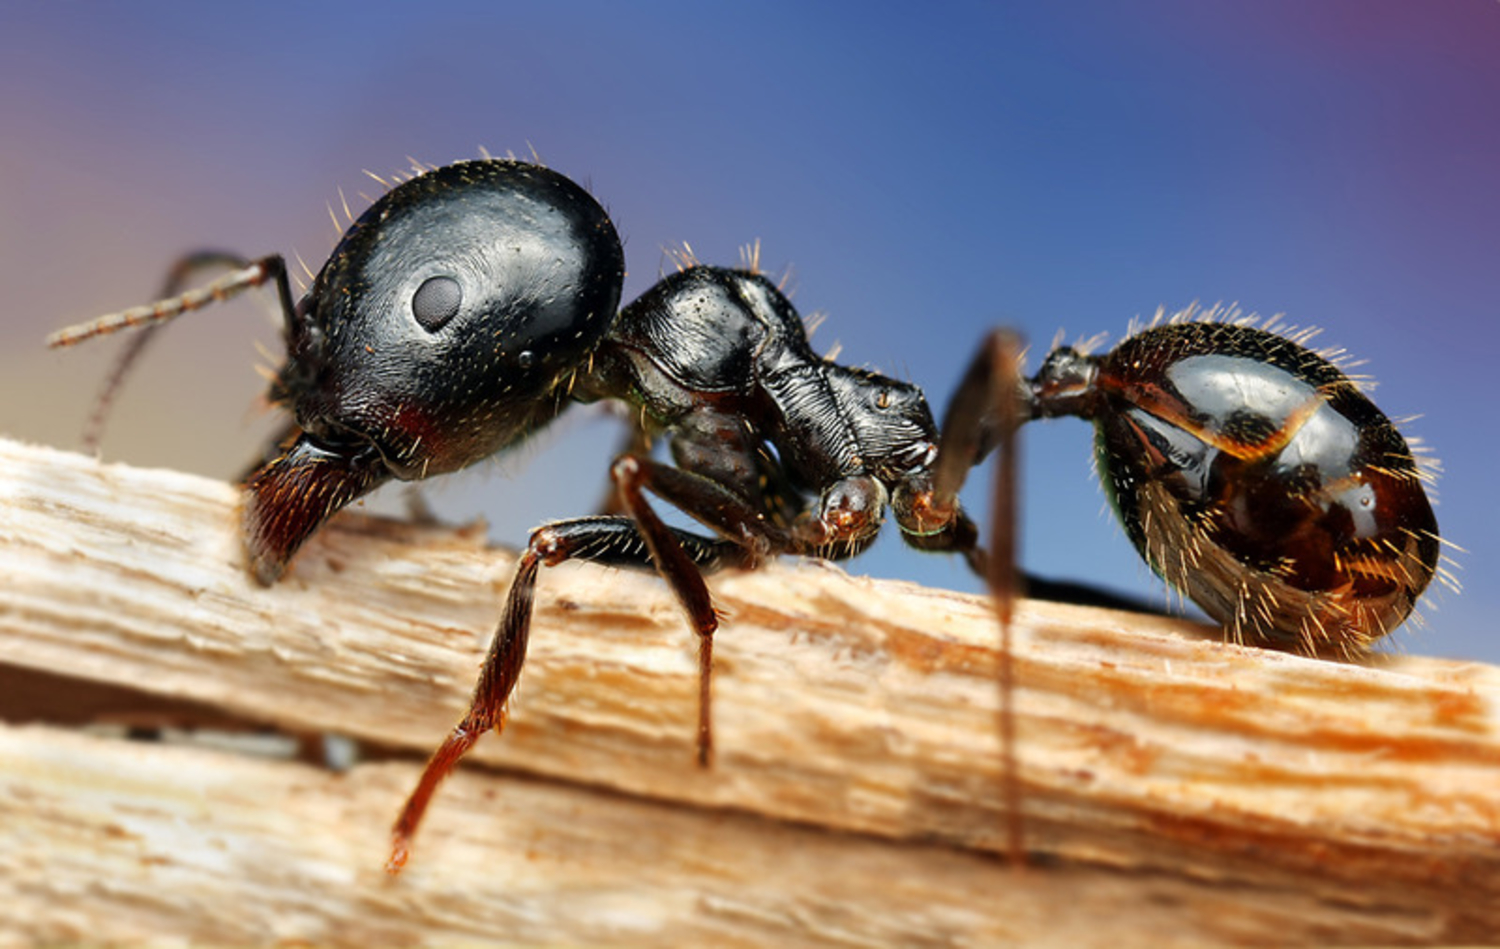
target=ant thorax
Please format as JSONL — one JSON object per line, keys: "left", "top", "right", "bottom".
{"left": 586, "top": 265, "right": 956, "bottom": 554}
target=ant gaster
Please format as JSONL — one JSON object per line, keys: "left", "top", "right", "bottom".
{"left": 49, "top": 158, "right": 1443, "bottom": 871}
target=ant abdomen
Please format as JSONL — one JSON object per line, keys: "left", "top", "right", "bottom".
{"left": 1032, "top": 318, "right": 1440, "bottom": 655}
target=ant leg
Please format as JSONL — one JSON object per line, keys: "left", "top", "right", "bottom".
{"left": 594, "top": 418, "right": 652, "bottom": 516}
{"left": 609, "top": 454, "right": 796, "bottom": 768}
{"left": 388, "top": 515, "right": 750, "bottom": 873}
{"left": 932, "top": 329, "right": 1028, "bottom": 862}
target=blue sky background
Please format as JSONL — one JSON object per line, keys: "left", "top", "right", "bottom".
{"left": 3, "top": 1, "right": 1496, "bottom": 660}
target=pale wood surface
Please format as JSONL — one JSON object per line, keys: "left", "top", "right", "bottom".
{"left": 1, "top": 435, "right": 1497, "bottom": 945}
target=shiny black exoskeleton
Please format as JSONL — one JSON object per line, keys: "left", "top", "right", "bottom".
{"left": 50, "top": 158, "right": 1443, "bottom": 871}
{"left": 246, "top": 161, "right": 628, "bottom": 584}
{"left": 49, "top": 159, "right": 983, "bottom": 870}
{"left": 1024, "top": 319, "right": 1440, "bottom": 655}
{"left": 578, "top": 264, "right": 975, "bottom": 559}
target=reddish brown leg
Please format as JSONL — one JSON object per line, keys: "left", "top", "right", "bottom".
{"left": 388, "top": 548, "right": 542, "bottom": 872}
{"left": 613, "top": 456, "right": 720, "bottom": 765}
{"left": 988, "top": 332, "right": 1025, "bottom": 866}
{"left": 594, "top": 421, "right": 652, "bottom": 516}
{"left": 387, "top": 512, "right": 752, "bottom": 873}
{"left": 609, "top": 453, "right": 794, "bottom": 767}
{"left": 933, "top": 329, "right": 1028, "bottom": 864}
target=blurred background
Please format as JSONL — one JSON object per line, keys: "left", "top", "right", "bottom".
{"left": 2, "top": 1, "right": 1495, "bottom": 660}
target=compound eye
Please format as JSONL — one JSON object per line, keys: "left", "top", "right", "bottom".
{"left": 412, "top": 275, "right": 462, "bottom": 331}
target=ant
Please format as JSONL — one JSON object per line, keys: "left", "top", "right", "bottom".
{"left": 48, "top": 158, "right": 1443, "bottom": 872}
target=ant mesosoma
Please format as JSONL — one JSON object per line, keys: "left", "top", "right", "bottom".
{"left": 48, "top": 158, "right": 1443, "bottom": 871}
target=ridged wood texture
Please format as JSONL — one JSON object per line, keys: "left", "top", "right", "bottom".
{"left": 1, "top": 436, "right": 1496, "bottom": 945}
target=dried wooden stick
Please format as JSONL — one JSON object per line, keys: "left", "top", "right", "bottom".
{"left": 3, "top": 719, "right": 1479, "bottom": 946}
{"left": 1, "top": 435, "right": 1497, "bottom": 944}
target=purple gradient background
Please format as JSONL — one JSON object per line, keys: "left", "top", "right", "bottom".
{"left": 3, "top": 2, "right": 1496, "bottom": 660}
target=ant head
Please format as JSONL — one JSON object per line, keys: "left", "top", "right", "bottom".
{"left": 278, "top": 160, "right": 625, "bottom": 480}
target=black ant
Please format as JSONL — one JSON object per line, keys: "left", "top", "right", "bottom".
{"left": 48, "top": 158, "right": 1443, "bottom": 871}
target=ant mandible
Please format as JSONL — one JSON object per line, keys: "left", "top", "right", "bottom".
{"left": 48, "top": 158, "right": 1442, "bottom": 871}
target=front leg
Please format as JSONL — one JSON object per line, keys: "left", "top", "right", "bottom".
{"left": 388, "top": 514, "right": 753, "bottom": 873}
